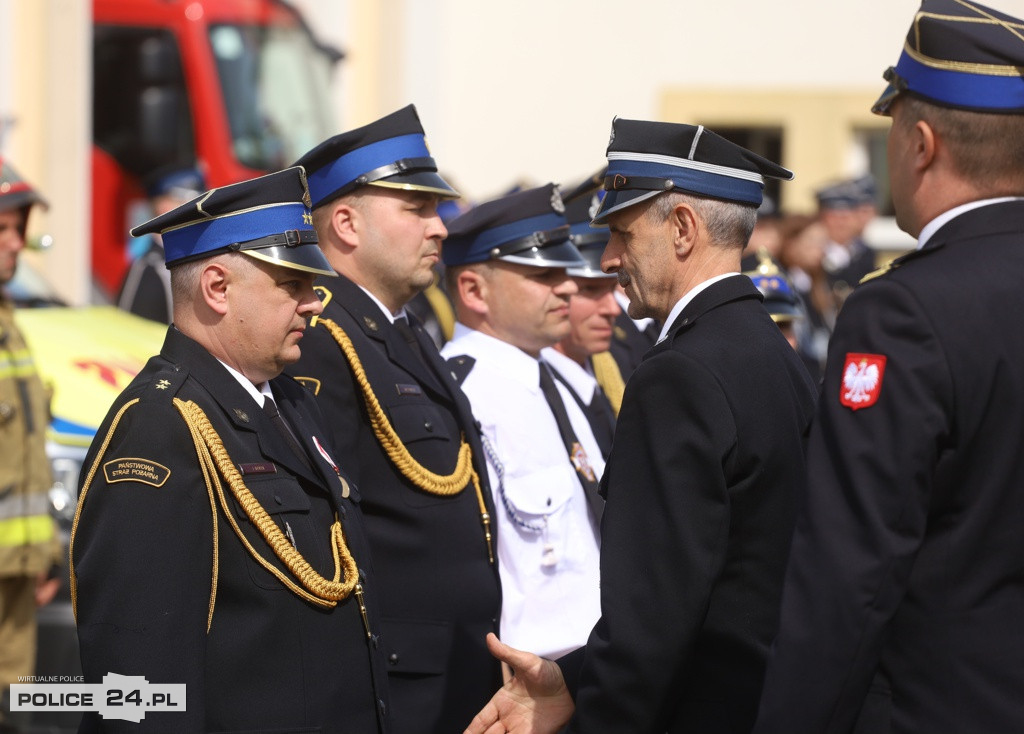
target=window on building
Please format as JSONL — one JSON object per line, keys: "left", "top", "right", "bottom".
{"left": 703, "top": 126, "right": 784, "bottom": 212}
{"left": 852, "top": 128, "right": 894, "bottom": 216}
{"left": 93, "top": 26, "right": 195, "bottom": 178}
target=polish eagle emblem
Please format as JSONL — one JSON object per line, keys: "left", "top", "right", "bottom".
{"left": 840, "top": 353, "right": 886, "bottom": 410}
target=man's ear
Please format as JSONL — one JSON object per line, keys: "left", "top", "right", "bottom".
{"left": 670, "top": 201, "right": 700, "bottom": 257}
{"left": 199, "top": 261, "right": 230, "bottom": 315}
{"left": 912, "top": 119, "right": 938, "bottom": 174}
{"left": 331, "top": 201, "right": 361, "bottom": 248}
{"left": 456, "top": 267, "right": 490, "bottom": 317}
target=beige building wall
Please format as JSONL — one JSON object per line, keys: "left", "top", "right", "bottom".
{"left": 7, "top": 0, "right": 1024, "bottom": 301}
{"left": 658, "top": 88, "right": 888, "bottom": 214}
{"left": 3, "top": 0, "right": 91, "bottom": 305}
{"left": 337, "top": 0, "right": 917, "bottom": 202}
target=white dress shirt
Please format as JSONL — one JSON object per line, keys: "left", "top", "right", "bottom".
{"left": 540, "top": 347, "right": 599, "bottom": 407}
{"left": 441, "top": 324, "right": 602, "bottom": 659}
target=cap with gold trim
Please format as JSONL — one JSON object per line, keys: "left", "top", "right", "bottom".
{"left": 592, "top": 118, "right": 793, "bottom": 225}
{"left": 295, "top": 104, "right": 459, "bottom": 209}
{"left": 442, "top": 183, "right": 587, "bottom": 269}
{"left": 873, "top": 0, "right": 1024, "bottom": 115}
{"left": 130, "top": 167, "right": 334, "bottom": 276}
{"left": 0, "top": 157, "right": 48, "bottom": 214}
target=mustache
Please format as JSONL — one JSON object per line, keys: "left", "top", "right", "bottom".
{"left": 617, "top": 271, "right": 631, "bottom": 287}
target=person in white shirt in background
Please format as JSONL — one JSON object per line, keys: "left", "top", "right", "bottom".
{"left": 440, "top": 183, "right": 604, "bottom": 661}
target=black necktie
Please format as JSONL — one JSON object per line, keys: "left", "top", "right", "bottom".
{"left": 587, "top": 386, "right": 616, "bottom": 460}
{"left": 538, "top": 362, "right": 604, "bottom": 527}
{"left": 550, "top": 367, "right": 616, "bottom": 461}
{"left": 263, "top": 396, "right": 314, "bottom": 474}
{"left": 642, "top": 321, "right": 660, "bottom": 344}
{"left": 394, "top": 316, "right": 429, "bottom": 369}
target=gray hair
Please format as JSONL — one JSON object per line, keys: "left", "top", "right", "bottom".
{"left": 646, "top": 190, "right": 758, "bottom": 249}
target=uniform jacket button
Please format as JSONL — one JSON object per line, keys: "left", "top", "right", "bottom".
{"left": 388, "top": 653, "right": 399, "bottom": 665}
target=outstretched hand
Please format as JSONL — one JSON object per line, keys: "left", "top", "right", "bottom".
{"left": 464, "top": 633, "right": 575, "bottom": 734}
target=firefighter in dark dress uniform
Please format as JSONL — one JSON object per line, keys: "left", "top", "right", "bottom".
{"left": 286, "top": 106, "right": 502, "bottom": 734}
{"left": 756, "top": 3, "right": 1024, "bottom": 732}
{"left": 466, "top": 118, "right": 816, "bottom": 734}
{"left": 71, "top": 168, "right": 390, "bottom": 733}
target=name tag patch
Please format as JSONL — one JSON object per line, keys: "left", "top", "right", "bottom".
{"left": 103, "top": 458, "right": 171, "bottom": 487}
{"left": 238, "top": 462, "right": 278, "bottom": 475}
{"left": 395, "top": 383, "right": 422, "bottom": 396}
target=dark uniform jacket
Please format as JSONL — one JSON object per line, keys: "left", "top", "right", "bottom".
{"left": 559, "top": 275, "right": 817, "bottom": 734}
{"left": 72, "top": 327, "right": 389, "bottom": 733}
{"left": 608, "top": 311, "right": 657, "bottom": 380}
{"left": 755, "top": 200, "right": 1024, "bottom": 734}
{"left": 287, "top": 275, "right": 501, "bottom": 734}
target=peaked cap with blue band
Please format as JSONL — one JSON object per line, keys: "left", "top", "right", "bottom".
{"left": 442, "top": 183, "right": 587, "bottom": 269}
{"left": 592, "top": 118, "right": 794, "bottom": 225}
{"left": 873, "top": 0, "right": 1024, "bottom": 115}
{"left": 294, "top": 104, "right": 459, "bottom": 209}
{"left": 130, "top": 166, "right": 334, "bottom": 276}
{"left": 562, "top": 171, "right": 614, "bottom": 279}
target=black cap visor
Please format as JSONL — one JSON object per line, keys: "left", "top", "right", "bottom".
{"left": 491, "top": 228, "right": 588, "bottom": 269}
{"left": 369, "top": 170, "right": 460, "bottom": 199}
{"left": 591, "top": 188, "right": 665, "bottom": 226}
{"left": 872, "top": 66, "right": 908, "bottom": 116}
{"left": 242, "top": 242, "right": 335, "bottom": 277}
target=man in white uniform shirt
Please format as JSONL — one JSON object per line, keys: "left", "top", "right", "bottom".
{"left": 440, "top": 184, "right": 604, "bottom": 660}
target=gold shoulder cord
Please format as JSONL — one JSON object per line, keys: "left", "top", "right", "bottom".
{"left": 319, "top": 317, "right": 494, "bottom": 564}
{"left": 71, "top": 398, "right": 366, "bottom": 636}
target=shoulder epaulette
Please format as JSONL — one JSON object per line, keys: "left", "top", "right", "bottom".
{"left": 310, "top": 285, "right": 334, "bottom": 328}
{"left": 139, "top": 365, "right": 187, "bottom": 402}
{"left": 446, "top": 355, "right": 476, "bottom": 386}
{"left": 859, "top": 261, "right": 897, "bottom": 284}
{"left": 859, "top": 245, "right": 934, "bottom": 285}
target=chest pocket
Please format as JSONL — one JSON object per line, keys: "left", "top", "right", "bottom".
{"left": 502, "top": 463, "right": 578, "bottom": 517}
{"left": 234, "top": 473, "right": 311, "bottom": 520}
{"left": 386, "top": 402, "right": 455, "bottom": 446}
{"left": 231, "top": 474, "right": 328, "bottom": 590}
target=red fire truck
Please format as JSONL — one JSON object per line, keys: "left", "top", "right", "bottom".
{"left": 91, "top": 0, "right": 340, "bottom": 298}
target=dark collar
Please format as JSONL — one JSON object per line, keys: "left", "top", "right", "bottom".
{"left": 662, "top": 274, "right": 762, "bottom": 337}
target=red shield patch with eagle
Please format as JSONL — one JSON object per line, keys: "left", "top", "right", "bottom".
{"left": 840, "top": 353, "right": 887, "bottom": 410}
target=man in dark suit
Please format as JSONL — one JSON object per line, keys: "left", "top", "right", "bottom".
{"left": 286, "top": 106, "right": 501, "bottom": 734}
{"left": 71, "top": 168, "right": 390, "bottom": 732}
{"left": 466, "top": 118, "right": 817, "bottom": 734}
{"left": 755, "top": 3, "right": 1024, "bottom": 733}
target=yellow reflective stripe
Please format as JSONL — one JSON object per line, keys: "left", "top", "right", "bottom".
{"left": 0, "top": 349, "right": 37, "bottom": 378}
{"left": 0, "top": 515, "right": 56, "bottom": 546}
